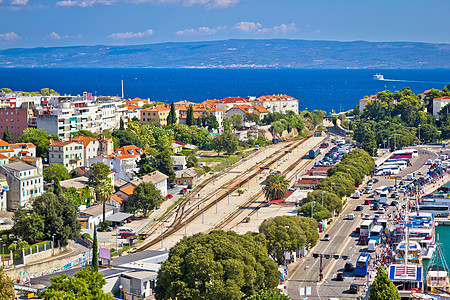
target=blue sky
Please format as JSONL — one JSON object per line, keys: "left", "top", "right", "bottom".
{"left": 0, "top": 0, "right": 449, "bottom": 49}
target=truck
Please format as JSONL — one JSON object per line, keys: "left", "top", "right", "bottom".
{"left": 407, "top": 173, "right": 416, "bottom": 180}
{"left": 368, "top": 239, "right": 377, "bottom": 252}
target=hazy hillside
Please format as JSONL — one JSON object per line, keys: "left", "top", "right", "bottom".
{"left": 0, "top": 39, "right": 449, "bottom": 69}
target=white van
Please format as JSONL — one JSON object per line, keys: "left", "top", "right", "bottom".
{"left": 440, "top": 155, "right": 448, "bottom": 161}
{"left": 407, "top": 173, "right": 415, "bottom": 180}
{"left": 347, "top": 213, "right": 355, "bottom": 220}
{"left": 353, "top": 190, "right": 361, "bottom": 199}
{"left": 368, "top": 239, "right": 377, "bottom": 252}
{"left": 118, "top": 227, "right": 135, "bottom": 234}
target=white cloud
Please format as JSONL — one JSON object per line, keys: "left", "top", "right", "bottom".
{"left": 56, "top": 0, "right": 115, "bottom": 7}
{"left": 46, "top": 32, "right": 69, "bottom": 40}
{"left": 234, "top": 21, "right": 297, "bottom": 35}
{"left": 10, "top": 0, "right": 29, "bottom": 5}
{"left": 131, "top": 0, "right": 239, "bottom": 8}
{"left": 107, "top": 29, "right": 154, "bottom": 40}
{"left": 175, "top": 26, "right": 225, "bottom": 36}
{"left": 0, "top": 32, "right": 21, "bottom": 41}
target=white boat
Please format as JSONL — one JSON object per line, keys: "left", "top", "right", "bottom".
{"left": 426, "top": 241, "right": 450, "bottom": 295}
{"left": 373, "top": 74, "right": 385, "bottom": 80}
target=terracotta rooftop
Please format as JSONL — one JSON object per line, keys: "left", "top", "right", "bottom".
{"left": 141, "top": 104, "right": 171, "bottom": 112}
{"left": 49, "top": 140, "right": 76, "bottom": 147}
{"left": 70, "top": 136, "right": 96, "bottom": 148}
{"left": 120, "top": 185, "right": 135, "bottom": 195}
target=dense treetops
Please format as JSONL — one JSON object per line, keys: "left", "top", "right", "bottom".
{"left": 369, "top": 266, "right": 400, "bottom": 300}
{"left": 155, "top": 230, "right": 280, "bottom": 300}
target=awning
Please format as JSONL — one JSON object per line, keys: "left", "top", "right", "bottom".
{"left": 389, "top": 264, "right": 422, "bottom": 282}
{"left": 106, "top": 212, "right": 133, "bottom": 223}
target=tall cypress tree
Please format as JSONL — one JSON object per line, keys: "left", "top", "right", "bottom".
{"left": 119, "top": 117, "right": 125, "bottom": 130}
{"left": 168, "top": 102, "right": 177, "bottom": 125}
{"left": 53, "top": 178, "right": 62, "bottom": 196}
{"left": 2, "top": 128, "right": 11, "bottom": 143}
{"left": 92, "top": 229, "right": 98, "bottom": 272}
{"left": 186, "top": 106, "right": 194, "bottom": 126}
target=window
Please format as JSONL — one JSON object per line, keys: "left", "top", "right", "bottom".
{"left": 52, "top": 154, "right": 54, "bottom": 158}
{"left": 65, "top": 155, "right": 68, "bottom": 158}
{"left": 59, "top": 154, "right": 61, "bottom": 159}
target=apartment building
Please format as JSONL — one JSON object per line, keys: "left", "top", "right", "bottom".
{"left": 250, "top": 94, "right": 299, "bottom": 114}
{"left": 70, "top": 135, "right": 114, "bottom": 165}
{"left": 0, "top": 159, "right": 44, "bottom": 210}
{"left": 36, "top": 93, "right": 126, "bottom": 140}
{"left": 0, "top": 107, "right": 33, "bottom": 141}
{"left": 49, "top": 140, "right": 84, "bottom": 171}
{"left": 140, "top": 105, "right": 179, "bottom": 127}
{"left": 0, "top": 174, "right": 9, "bottom": 211}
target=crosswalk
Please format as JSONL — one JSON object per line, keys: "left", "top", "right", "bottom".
{"left": 299, "top": 286, "right": 312, "bottom": 296}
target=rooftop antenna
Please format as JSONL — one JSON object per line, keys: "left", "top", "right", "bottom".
{"left": 121, "top": 79, "right": 124, "bottom": 99}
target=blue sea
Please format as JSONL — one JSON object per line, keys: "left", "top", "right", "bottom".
{"left": 0, "top": 68, "right": 450, "bottom": 112}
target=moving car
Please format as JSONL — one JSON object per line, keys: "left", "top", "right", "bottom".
{"left": 165, "top": 194, "right": 173, "bottom": 199}
{"left": 120, "top": 232, "right": 137, "bottom": 239}
{"left": 364, "top": 199, "right": 370, "bottom": 205}
{"left": 390, "top": 201, "right": 398, "bottom": 206}
{"left": 355, "top": 227, "right": 360, "bottom": 234}
{"left": 355, "top": 205, "right": 363, "bottom": 211}
{"left": 349, "top": 284, "right": 359, "bottom": 294}
{"left": 323, "top": 234, "right": 331, "bottom": 241}
{"left": 344, "top": 262, "right": 353, "bottom": 272}
{"left": 336, "top": 273, "right": 344, "bottom": 281}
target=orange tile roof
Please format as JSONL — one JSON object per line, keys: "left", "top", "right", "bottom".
{"left": 116, "top": 154, "right": 136, "bottom": 160}
{"left": 76, "top": 167, "right": 87, "bottom": 174}
{"left": 174, "top": 100, "right": 196, "bottom": 105}
{"left": 436, "top": 96, "right": 450, "bottom": 100}
{"left": 256, "top": 94, "right": 298, "bottom": 102}
{"left": 253, "top": 106, "right": 269, "bottom": 113}
{"left": 179, "top": 112, "right": 202, "bottom": 119}
{"left": 0, "top": 140, "right": 10, "bottom": 147}
{"left": 49, "top": 140, "right": 74, "bottom": 147}
{"left": 120, "top": 185, "right": 135, "bottom": 195}
{"left": 116, "top": 145, "right": 143, "bottom": 156}
{"left": 0, "top": 154, "right": 7, "bottom": 159}
{"left": 219, "top": 97, "right": 247, "bottom": 103}
{"left": 111, "top": 195, "right": 124, "bottom": 204}
{"left": 10, "top": 143, "right": 36, "bottom": 149}
{"left": 142, "top": 104, "right": 170, "bottom": 112}
{"left": 126, "top": 104, "right": 142, "bottom": 109}
{"left": 70, "top": 136, "right": 96, "bottom": 148}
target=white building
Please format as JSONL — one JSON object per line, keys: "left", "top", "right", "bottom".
{"left": 433, "top": 96, "right": 450, "bottom": 118}
{"left": 0, "top": 159, "right": 44, "bottom": 210}
{"left": 130, "top": 171, "right": 168, "bottom": 197}
{"left": 0, "top": 174, "right": 9, "bottom": 211}
{"left": 250, "top": 94, "right": 299, "bottom": 114}
{"left": 70, "top": 135, "right": 114, "bottom": 165}
{"left": 49, "top": 140, "right": 84, "bottom": 172}
{"left": 79, "top": 204, "right": 117, "bottom": 229}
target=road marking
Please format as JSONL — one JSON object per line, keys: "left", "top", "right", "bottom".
{"left": 299, "top": 287, "right": 305, "bottom": 296}
{"left": 306, "top": 286, "right": 311, "bottom": 295}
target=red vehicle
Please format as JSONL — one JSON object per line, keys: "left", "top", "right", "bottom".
{"left": 165, "top": 194, "right": 173, "bottom": 199}
{"left": 364, "top": 199, "right": 370, "bottom": 205}
{"left": 121, "top": 232, "right": 137, "bottom": 239}
{"left": 355, "top": 227, "right": 360, "bottom": 234}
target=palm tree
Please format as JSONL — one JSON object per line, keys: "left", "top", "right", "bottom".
{"left": 263, "top": 174, "right": 289, "bottom": 202}
{"left": 94, "top": 178, "right": 113, "bottom": 228}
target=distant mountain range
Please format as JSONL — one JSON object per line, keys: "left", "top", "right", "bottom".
{"left": 1, "top": 39, "right": 450, "bottom": 69}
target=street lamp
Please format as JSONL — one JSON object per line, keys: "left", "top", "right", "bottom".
{"left": 52, "top": 234, "right": 55, "bottom": 256}
{"left": 311, "top": 201, "right": 316, "bottom": 218}
{"left": 373, "top": 147, "right": 376, "bottom": 157}
{"left": 322, "top": 191, "right": 326, "bottom": 207}
{"left": 418, "top": 124, "right": 421, "bottom": 144}
{"left": 388, "top": 137, "right": 391, "bottom": 150}
{"left": 346, "top": 168, "right": 350, "bottom": 176}
{"left": 384, "top": 140, "right": 386, "bottom": 149}
{"left": 119, "top": 285, "right": 123, "bottom": 299}
{"left": 331, "top": 182, "right": 335, "bottom": 194}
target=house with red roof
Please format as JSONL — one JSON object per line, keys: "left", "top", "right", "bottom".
{"left": 433, "top": 96, "right": 450, "bottom": 117}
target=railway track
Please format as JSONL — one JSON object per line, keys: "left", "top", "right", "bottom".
{"left": 213, "top": 137, "right": 325, "bottom": 230}
{"left": 133, "top": 136, "right": 312, "bottom": 251}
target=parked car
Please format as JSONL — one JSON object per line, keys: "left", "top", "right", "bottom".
{"left": 364, "top": 199, "right": 370, "bottom": 205}
{"left": 349, "top": 283, "right": 359, "bottom": 294}
{"left": 323, "top": 234, "right": 331, "bottom": 241}
{"left": 355, "top": 227, "right": 360, "bottom": 234}
{"left": 165, "top": 194, "right": 173, "bottom": 199}
{"left": 168, "top": 183, "right": 177, "bottom": 189}
{"left": 378, "top": 207, "right": 386, "bottom": 214}
{"left": 336, "top": 273, "right": 344, "bottom": 281}
{"left": 179, "top": 189, "right": 186, "bottom": 195}
{"left": 187, "top": 185, "right": 193, "bottom": 189}
{"left": 363, "top": 214, "right": 371, "bottom": 220}
{"left": 391, "top": 201, "right": 399, "bottom": 206}
{"left": 355, "top": 205, "right": 363, "bottom": 211}
{"left": 344, "top": 262, "right": 353, "bottom": 272}
{"left": 121, "top": 232, "right": 138, "bottom": 239}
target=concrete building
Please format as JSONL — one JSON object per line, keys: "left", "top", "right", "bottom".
{"left": 70, "top": 135, "right": 114, "bottom": 165}
{"left": 78, "top": 204, "right": 117, "bottom": 229}
{"left": 0, "top": 174, "right": 9, "bottom": 211}
{"left": 433, "top": 96, "right": 450, "bottom": 118}
{"left": 140, "top": 104, "right": 178, "bottom": 127}
{"left": 130, "top": 171, "right": 168, "bottom": 197}
{"left": 49, "top": 140, "right": 84, "bottom": 172}
{"left": 171, "top": 156, "right": 187, "bottom": 171}
{"left": 0, "top": 107, "right": 34, "bottom": 142}
{"left": 251, "top": 94, "right": 299, "bottom": 114}
{"left": 0, "top": 160, "right": 43, "bottom": 210}
{"left": 174, "top": 168, "right": 200, "bottom": 186}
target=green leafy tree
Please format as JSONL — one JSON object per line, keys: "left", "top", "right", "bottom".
{"left": 298, "top": 202, "right": 331, "bottom": 222}
{"left": 137, "top": 153, "right": 155, "bottom": 176}
{"left": 206, "top": 114, "right": 219, "bottom": 129}
{"left": 73, "top": 130, "right": 99, "bottom": 139}
{"left": 155, "top": 230, "right": 279, "bottom": 300}
{"left": 88, "top": 162, "right": 110, "bottom": 186}
{"left": 0, "top": 267, "right": 14, "bottom": 300}
{"left": 419, "top": 123, "right": 439, "bottom": 142}
{"left": 112, "top": 129, "right": 142, "bottom": 148}
{"left": 32, "top": 191, "right": 81, "bottom": 243}
{"left": 43, "top": 268, "right": 110, "bottom": 300}
{"left": 152, "top": 145, "right": 176, "bottom": 182}
{"left": 212, "top": 130, "right": 240, "bottom": 156}
{"left": 259, "top": 216, "right": 307, "bottom": 264}
{"left": 186, "top": 106, "right": 195, "bottom": 126}
{"left": 128, "top": 182, "right": 164, "bottom": 217}
{"left": 44, "top": 164, "right": 71, "bottom": 182}
{"left": 271, "top": 121, "right": 285, "bottom": 137}
{"left": 186, "top": 154, "right": 198, "bottom": 168}
{"left": 248, "top": 289, "right": 291, "bottom": 300}
{"left": 369, "top": 266, "right": 400, "bottom": 300}
{"left": 230, "top": 113, "right": 242, "bottom": 129}
{"left": 302, "top": 189, "right": 342, "bottom": 213}
{"left": 2, "top": 128, "right": 11, "bottom": 143}
{"left": 17, "top": 128, "right": 55, "bottom": 158}
{"left": 263, "top": 175, "right": 289, "bottom": 202}
{"left": 244, "top": 113, "right": 260, "bottom": 125}
{"left": 12, "top": 207, "right": 45, "bottom": 243}
{"left": 64, "top": 187, "right": 82, "bottom": 206}
{"left": 94, "top": 179, "right": 113, "bottom": 227}
{"left": 92, "top": 230, "right": 98, "bottom": 272}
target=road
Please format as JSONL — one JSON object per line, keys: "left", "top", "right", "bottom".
{"left": 286, "top": 145, "right": 440, "bottom": 300}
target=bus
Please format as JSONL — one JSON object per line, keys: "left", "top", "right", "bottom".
{"left": 360, "top": 220, "right": 373, "bottom": 237}
{"left": 411, "top": 205, "right": 449, "bottom": 217}
{"left": 370, "top": 225, "right": 384, "bottom": 243}
{"left": 355, "top": 253, "right": 371, "bottom": 277}
{"left": 387, "top": 158, "right": 410, "bottom": 164}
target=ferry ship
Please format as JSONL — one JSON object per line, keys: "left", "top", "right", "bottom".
{"left": 373, "top": 74, "right": 385, "bottom": 80}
